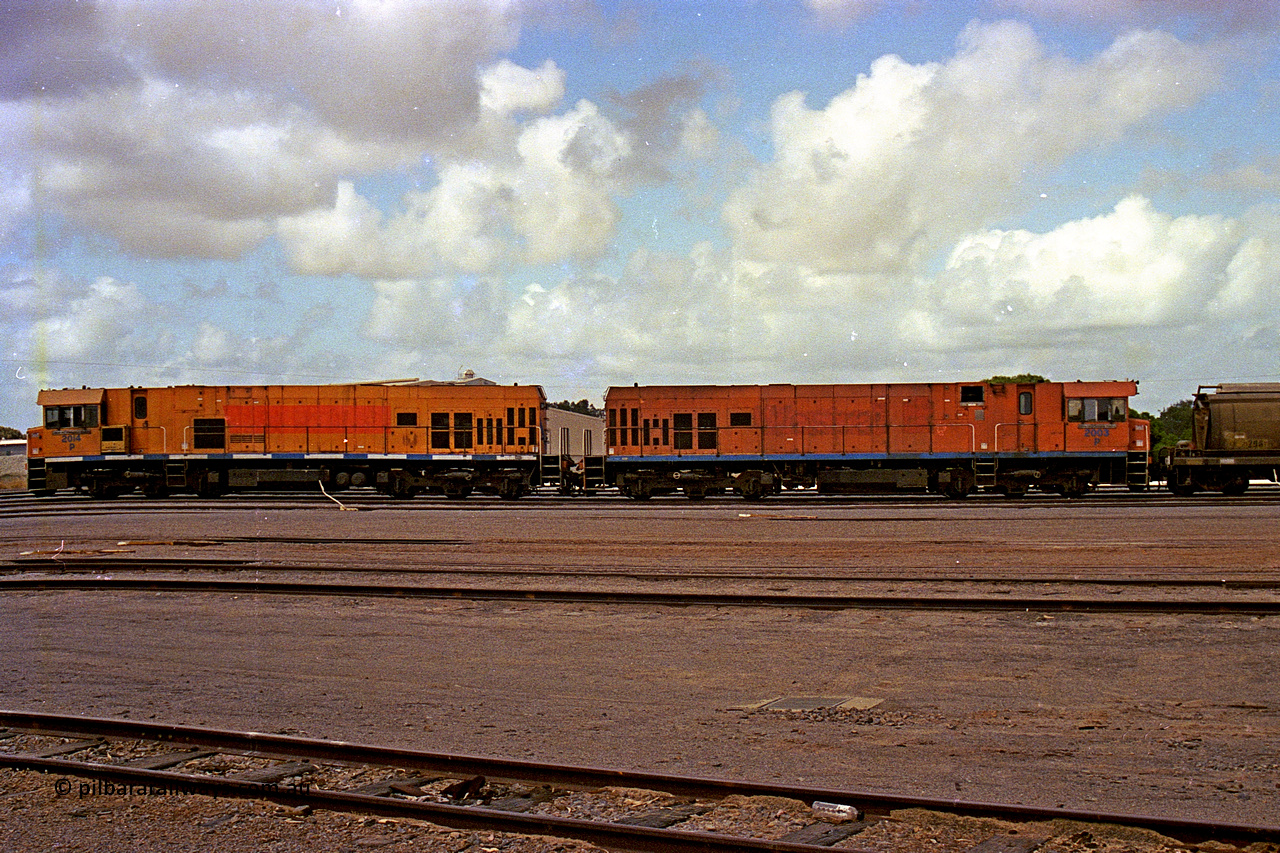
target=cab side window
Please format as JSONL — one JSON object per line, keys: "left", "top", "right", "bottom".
{"left": 1067, "top": 398, "right": 1128, "bottom": 423}
{"left": 44, "top": 405, "right": 99, "bottom": 429}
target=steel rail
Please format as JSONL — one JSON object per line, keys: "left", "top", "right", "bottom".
{"left": 6, "top": 557, "right": 260, "bottom": 570}
{"left": 1, "top": 576, "right": 1277, "bottom": 614}
{"left": 6, "top": 556, "right": 1279, "bottom": 589}
{"left": 0, "top": 757, "right": 837, "bottom": 853}
{"left": 1, "top": 711, "right": 1276, "bottom": 847}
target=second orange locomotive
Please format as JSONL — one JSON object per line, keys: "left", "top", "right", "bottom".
{"left": 605, "top": 379, "right": 1149, "bottom": 499}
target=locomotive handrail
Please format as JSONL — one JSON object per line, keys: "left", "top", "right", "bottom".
{"left": 993, "top": 422, "right": 1016, "bottom": 452}
{"left": 134, "top": 424, "right": 167, "bottom": 453}
{"left": 939, "top": 422, "right": 976, "bottom": 454}
{"left": 201, "top": 424, "right": 547, "bottom": 457}
{"left": 92, "top": 422, "right": 550, "bottom": 457}
{"left": 993, "top": 421, "right": 1044, "bottom": 453}
{"left": 618, "top": 422, "right": 978, "bottom": 456}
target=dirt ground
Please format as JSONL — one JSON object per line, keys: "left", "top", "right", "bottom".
{"left": 1, "top": 495, "right": 1278, "bottom": 846}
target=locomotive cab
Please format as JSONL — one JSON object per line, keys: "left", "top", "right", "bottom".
{"left": 26, "top": 388, "right": 111, "bottom": 494}
{"left": 33, "top": 388, "right": 106, "bottom": 456}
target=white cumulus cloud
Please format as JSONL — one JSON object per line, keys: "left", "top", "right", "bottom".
{"left": 929, "top": 196, "right": 1239, "bottom": 328}
{"left": 723, "top": 21, "right": 1224, "bottom": 275}
{"left": 280, "top": 97, "right": 631, "bottom": 276}
{"left": 480, "top": 59, "right": 565, "bottom": 115}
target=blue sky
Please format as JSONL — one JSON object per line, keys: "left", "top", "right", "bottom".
{"left": 4, "top": 0, "right": 1280, "bottom": 429}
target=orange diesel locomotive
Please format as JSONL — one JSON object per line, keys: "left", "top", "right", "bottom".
{"left": 26, "top": 380, "right": 546, "bottom": 499}
{"left": 604, "top": 380, "right": 1149, "bottom": 499}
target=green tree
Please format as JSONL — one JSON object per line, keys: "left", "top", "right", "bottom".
{"left": 549, "top": 399, "right": 603, "bottom": 417}
{"left": 1150, "top": 399, "right": 1192, "bottom": 452}
{"left": 0, "top": 426, "right": 22, "bottom": 440}
{"left": 986, "top": 374, "right": 1047, "bottom": 384}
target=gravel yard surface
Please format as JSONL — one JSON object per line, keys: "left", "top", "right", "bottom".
{"left": 2, "top": 496, "right": 1278, "bottom": 849}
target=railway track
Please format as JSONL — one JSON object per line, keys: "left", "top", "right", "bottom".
{"left": 2, "top": 574, "right": 1277, "bottom": 615}
{"left": 2, "top": 711, "right": 1276, "bottom": 852}
{"left": 1, "top": 485, "right": 1277, "bottom": 518}
{"left": 3, "top": 554, "right": 1277, "bottom": 590}
{"left": 5, "top": 552, "right": 1279, "bottom": 588}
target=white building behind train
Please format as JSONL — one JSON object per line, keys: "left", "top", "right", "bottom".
{"left": 544, "top": 407, "right": 604, "bottom": 461}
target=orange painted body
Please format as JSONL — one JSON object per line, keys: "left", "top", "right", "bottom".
{"left": 26, "top": 382, "right": 548, "bottom": 499}
{"left": 29, "top": 383, "right": 546, "bottom": 460}
{"left": 604, "top": 380, "right": 1149, "bottom": 498}
{"left": 606, "top": 380, "right": 1146, "bottom": 458}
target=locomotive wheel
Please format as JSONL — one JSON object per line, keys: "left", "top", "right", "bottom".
{"left": 1221, "top": 477, "right": 1249, "bottom": 496}
{"left": 737, "top": 476, "right": 766, "bottom": 502}
{"left": 195, "top": 474, "right": 224, "bottom": 498}
{"left": 444, "top": 486, "right": 473, "bottom": 500}
{"left": 89, "top": 480, "right": 120, "bottom": 500}
{"left": 142, "top": 482, "right": 169, "bottom": 499}
{"left": 682, "top": 485, "right": 707, "bottom": 500}
{"left": 388, "top": 477, "right": 418, "bottom": 500}
{"left": 620, "top": 478, "right": 652, "bottom": 500}
{"left": 1061, "top": 475, "right": 1088, "bottom": 499}
{"left": 942, "top": 470, "right": 974, "bottom": 499}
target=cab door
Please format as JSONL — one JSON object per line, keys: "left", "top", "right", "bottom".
{"left": 1013, "top": 383, "right": 1037, "bottom": 451}
{"left": 129, "top": 389, "right": 151, "bottom": 453}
